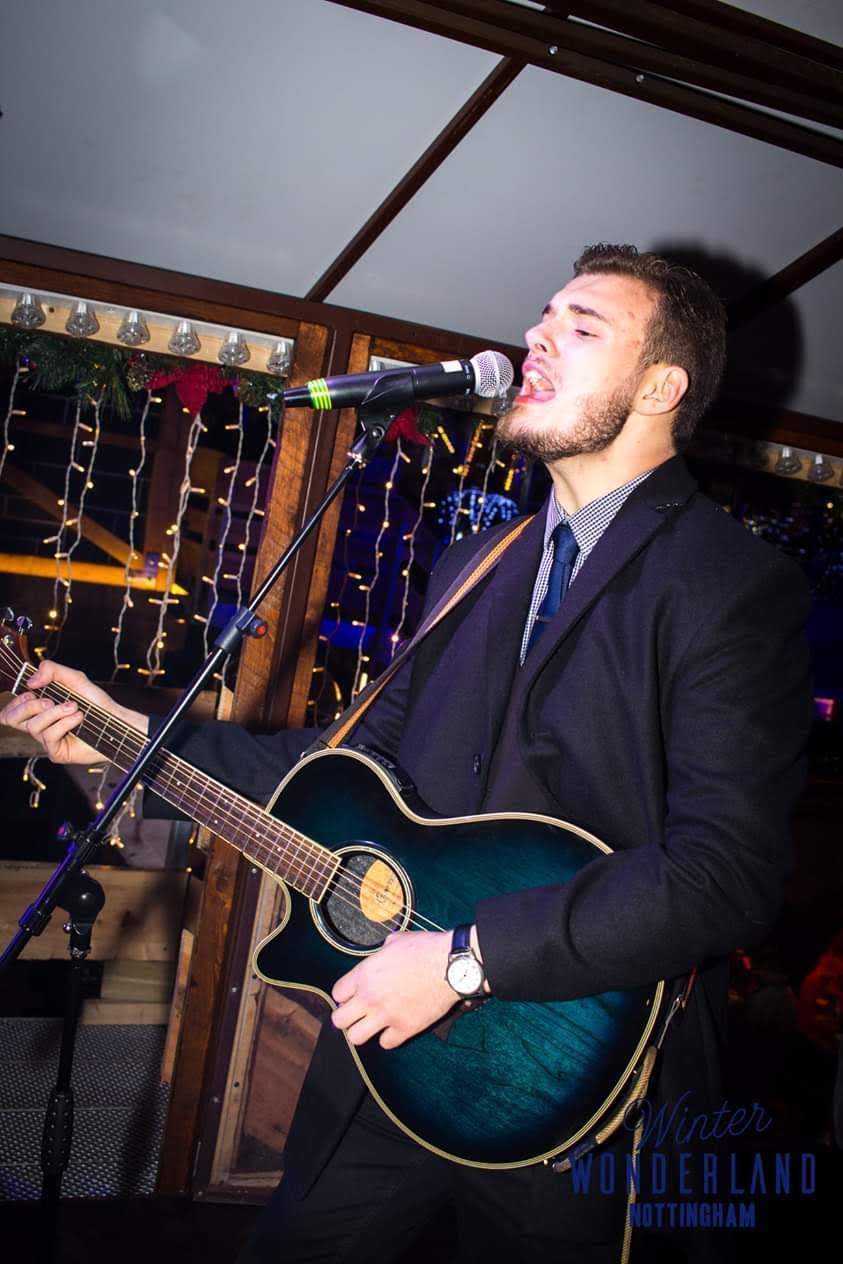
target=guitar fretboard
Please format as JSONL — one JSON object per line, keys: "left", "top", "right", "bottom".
{"left": 14, "top": 662, "right": 338, "bottom": 901}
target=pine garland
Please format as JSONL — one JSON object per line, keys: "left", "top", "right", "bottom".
{"left": 0, "top": 327, "right": 286, "bottom": 420}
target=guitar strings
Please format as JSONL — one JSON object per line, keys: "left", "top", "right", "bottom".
{"left": 0, "top": 647, "right": 448, "bottom": 938}
{"left": 27, "top": 673, "right": 438, "bottom": 937}
{"left": 1, "top": 647, "right": 368, "bottom": 917}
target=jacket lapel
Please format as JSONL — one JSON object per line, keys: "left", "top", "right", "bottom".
{"left": 521, "top": 456, "right": 698, "bottom": 682}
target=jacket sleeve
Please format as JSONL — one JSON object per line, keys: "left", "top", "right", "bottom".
{"left": 474, "top": 552, "right": 814, "bottom": 1002}
{"left": 141, "top": 528, "right": 496, "bottom": 818}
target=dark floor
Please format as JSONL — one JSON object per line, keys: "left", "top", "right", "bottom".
{"left": 0, "top": 1153, "right": 840, "bottom": 1264}
{"left": 0, "top": 1195, "right": 457, "bottom": 1264}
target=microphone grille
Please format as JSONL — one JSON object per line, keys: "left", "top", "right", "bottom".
{"left": 470, "top": 350, "right": 514, "bottom": 398}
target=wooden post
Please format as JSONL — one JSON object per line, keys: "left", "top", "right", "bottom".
{"left": 155, "top": 320, "right": 339, "bottom": 1195}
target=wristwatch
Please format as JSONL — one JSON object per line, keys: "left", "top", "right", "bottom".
{"left": 445, "top": 924, "right": 486, "bottom": 998}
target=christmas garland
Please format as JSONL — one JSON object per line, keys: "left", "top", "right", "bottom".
{"left": 0, "top": 326, "right": 287, "bottom": 420}
{"left": 0, "top": 326, "right": 454, "bottom": 444}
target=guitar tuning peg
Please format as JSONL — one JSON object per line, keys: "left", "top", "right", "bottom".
{"left": 15, "top": 616, "right": 33, "bottom": 634}
{"left": 1, "top": 608, "right": 15, "bottom": 626}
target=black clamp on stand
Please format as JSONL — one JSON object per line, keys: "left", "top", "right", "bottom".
{"left": 0, "top": 372, "right": 412, "bottom": 1257}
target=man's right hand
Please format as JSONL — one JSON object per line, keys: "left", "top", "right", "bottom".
{"left": 0, "top": 660, "right": 150, "bottom": 766}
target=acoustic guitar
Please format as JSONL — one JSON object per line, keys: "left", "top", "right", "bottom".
{"left": 0, "top": 620, "right": 664, "bottom": 1169}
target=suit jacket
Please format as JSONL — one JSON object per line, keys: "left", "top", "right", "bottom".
{"left": 151, "top": 454, "right": 813, "bottom": 1195}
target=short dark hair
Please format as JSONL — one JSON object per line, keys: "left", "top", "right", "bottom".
{"left": 573, "top": 244, "right": 726, "bottom": 449}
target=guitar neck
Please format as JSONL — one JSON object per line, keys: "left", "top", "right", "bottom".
{"left": 15, "top": 665, "right": 336, "bottom": 900}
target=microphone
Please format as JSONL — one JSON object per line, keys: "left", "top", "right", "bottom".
{"left": 282, "top": 350, "right": 514, "bottom": 411}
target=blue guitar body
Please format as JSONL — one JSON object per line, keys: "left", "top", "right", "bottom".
{"left": 252, "top": 747, "right": 664, "bottom": 1169}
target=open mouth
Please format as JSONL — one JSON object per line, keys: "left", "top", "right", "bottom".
{"left": 516, "top": 368, "right": 556, "bottom": 403}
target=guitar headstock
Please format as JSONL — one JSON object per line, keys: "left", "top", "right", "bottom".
{"left": 0, "top": 608, "right": 34, "bottom": 695}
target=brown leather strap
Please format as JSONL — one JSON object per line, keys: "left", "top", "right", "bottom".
{"left": 309, "top": 515, "right": 535, "bottom": 753}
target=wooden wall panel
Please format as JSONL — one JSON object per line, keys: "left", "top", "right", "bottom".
{"left": 156, "top": 319, "right": 332, "bottom": 1195}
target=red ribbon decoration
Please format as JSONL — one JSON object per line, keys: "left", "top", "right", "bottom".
{"left": 148, "top": 362, "right": 228, "bottom": 416}
{"left": 385, "top": 407, "right": 432, "bottom": 446}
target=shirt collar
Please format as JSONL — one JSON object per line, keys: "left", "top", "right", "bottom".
{"left": 543, "top": 468, "right": 655, "bottom": 551}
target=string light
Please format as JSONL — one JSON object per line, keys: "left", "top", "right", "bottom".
{"left": 351, "top": 443, "right": 402, "bottom": 699}
{"left": 474, "top": 432, "right": 500, "bottom": 533}
{"left": 142, "top": 412, "right": 205, "bottom": 684}
{"left": 0, "top": 358, "right": 23, "bottom": 485}
{"left": 22, "top": 756, "right": 47, "bottom": 810}
{"left": 233, "top": 403, "right": 274, "bottom": 616}
{"left": 54, "top": 392, "right": 103, "bottom": 652}
{"left": 46, "top": 396, "right": 85, "bottom": 654}
{"left": 205, "top": 401, "right": 245, "bottom": 660}
{"left": 312, "top": 464, "right": 365, "bottom": 720}
{"left": 449, "top": 419, "right": 483, "bottom": 546}
{"left": 436, "top": 425, "right": 455, "bottom": 455}
{"left": 391, "top": 439, "right": 435, "bottom": 658}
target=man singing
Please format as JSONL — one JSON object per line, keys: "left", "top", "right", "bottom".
{"left": 1, "top": 245, "right": 813, "bottom": 1262}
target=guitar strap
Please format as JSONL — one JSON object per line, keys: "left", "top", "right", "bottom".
{"left": 305, "top": 514, "right": 535, "bottom": 754}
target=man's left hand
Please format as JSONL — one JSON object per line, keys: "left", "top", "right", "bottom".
{"left": 331, "top": 929, "right": 457, "bottom": 1049}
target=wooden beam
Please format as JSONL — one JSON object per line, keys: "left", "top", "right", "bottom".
{"left": 156, "top": 319, "right": 336, "bottom": 1197}
{"left": 0, "top": 552, "right": 187, "bottom": 593}
{"left": 558, "top": 0, "right": 843, "bottom": 99}
{"left": 728, "top": 226, "right": 843, "bottom": 329}
{"left": 328, "top": 0, "right": 843, "bottom": 168}
{"left": 306, "top": 56, "right": 526, "bottom": 300}
{"left": 652, "top": 0, "right": 843, "bottom": 74}
{"left": 708, "top": 401, "right": 843, "bottom": 458}
{"left": 432, "top": 0, "right": 842, "bottom": 129}
{"left": 0, "top": 236, "right": 522, "bottom": 364}
{"left": 284, "top": 330, "right": 371, "bottom": 726}
{"left": 0, "top": 460, "right": 135, "bottom": 566}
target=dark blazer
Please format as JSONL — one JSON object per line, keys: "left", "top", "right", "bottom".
{"left": 154, "top": 455, "right": 813, "bottom": 1195}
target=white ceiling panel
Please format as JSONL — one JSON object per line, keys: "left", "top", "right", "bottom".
{"left": 0, "top": 1, "right": 840, "bottom": 421}
{"left": 330, "top": 65, "right": 843, "bottom": 353}
{"left": 0, "top": 0, "right": 497, "bottom": 295}
{"left": 722, "top": 0, "right": 843, "bottom": 43}
{"left": 790, "top": 260, "right": 843, "bottom": 420}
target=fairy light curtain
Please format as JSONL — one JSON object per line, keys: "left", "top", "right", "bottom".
{"left": 0, "top": 330, "right": 282, "bottom": 832}
{"left": 310, "top": 402, "right": 524, "bottom": 724}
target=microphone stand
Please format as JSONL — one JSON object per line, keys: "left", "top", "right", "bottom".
{"left": 0, "top": 378, "right": 410, "bottom": 1258}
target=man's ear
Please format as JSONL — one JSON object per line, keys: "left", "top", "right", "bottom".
{"left": 636, "top": 364, "right": 689, "bottom": 416}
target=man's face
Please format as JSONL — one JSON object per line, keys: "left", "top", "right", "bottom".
{"left": 496, "top": 272, "right": 657, "bottom": 462}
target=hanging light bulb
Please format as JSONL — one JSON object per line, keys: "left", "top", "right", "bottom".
{"left": 168, "top": 320, "right": 201, "bottom": 355}
{"left": 266, "top": 339, "right": 294, "bottom": 376}
{"left": 808, "top": 452, "right": 834, "bottom": 483}
{"left": 116, "top": 310, "right": 150, "bottom": 346}
{"left": 65, "top": 301, "right": 99, "bottom": 338}
{"left": 774, "top": 446, "right": 801, "bottom": 476}
{"left": 10, "top": 292, "right": 46, "bottom": 330}
{"left": 217, "top": 330, "right": 250, "bottom": 366}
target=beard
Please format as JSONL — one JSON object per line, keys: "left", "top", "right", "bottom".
{"left": 495, "top": 378, "right": 637, "bottom": 462}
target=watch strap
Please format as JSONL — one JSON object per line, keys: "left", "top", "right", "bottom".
{"left": 450, "top": 924, "right": 473, "bottom": 956}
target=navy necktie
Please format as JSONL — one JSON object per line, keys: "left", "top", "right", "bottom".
{"left": 526, "top": 521, "right": 579, "bottom": 655}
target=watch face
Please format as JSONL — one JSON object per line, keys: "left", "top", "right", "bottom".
{"left": 447, "top": 954, "right": 484, "bottom": 996}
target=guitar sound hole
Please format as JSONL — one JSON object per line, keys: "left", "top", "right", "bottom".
{"left": 315, "top": 846, "right": 410, "bottom": 953}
